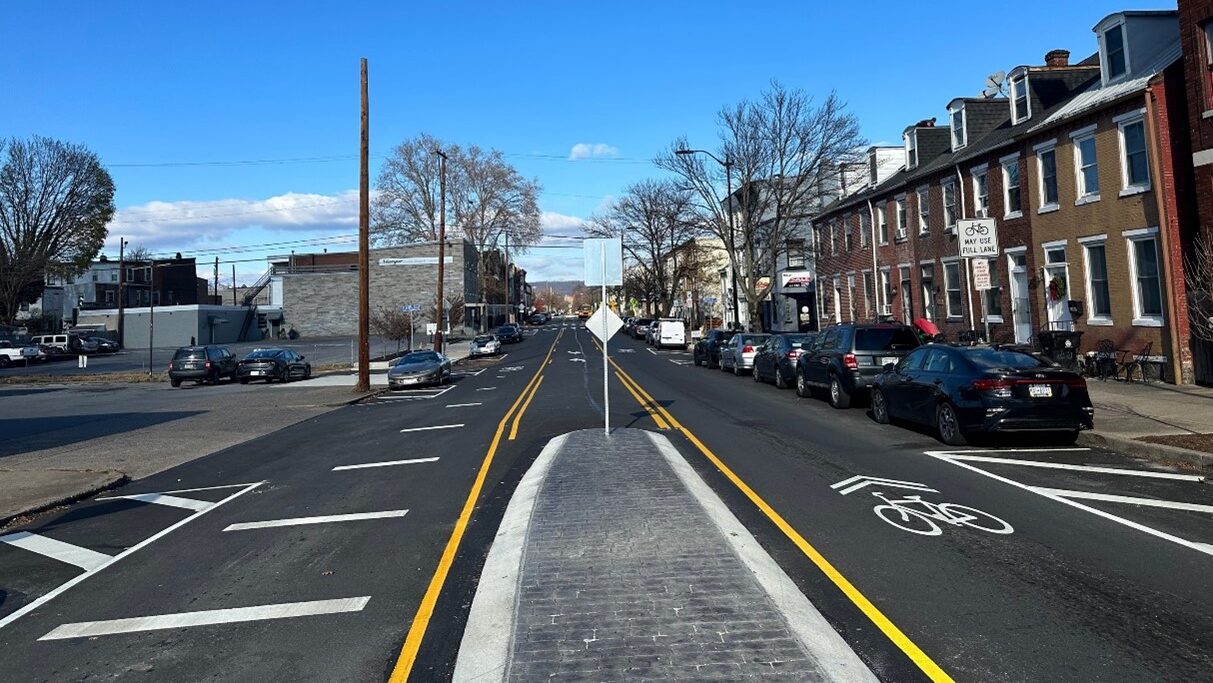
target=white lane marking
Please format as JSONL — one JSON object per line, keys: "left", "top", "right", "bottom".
{"left": 477, "top": 387, "right": 497, "bottom": 391}
{"left": 224, "top": 509, "right": 409, "bottom": 531}
{"left": 647, "top": 348, "right": 657, "bottom": 355}
{"left": 669, "top": 359, "right": 692, "bottom": 366}
{"left": 94, "top": 493, "right": 213, "bottom": 511}
{"left": 104, "top": 483, "right": 259, "bottom": 496}
{"left": 569, "top": 358, "right": 586, "bottom": 363}
{"left": 39, "top": 597, "right": 371, "bottom": 641}
{"left": 1031, "top": 487, "right": 1213, "bottom": 514}
{"left": 831, "top": 474, "right": 938, "bottom": 496}
{"left": 332, "top": 457, "right": 439, "bottom": 471}
{"left": 924, "top": 452, "right": 1213, "bottom": 558}
{"left": 446, "top": 402, "right": 482, "bottom": 408}
{"left": 567, "top": 351, "right": 582, "bottom": 355}
{"left": 943, "top": 454, "right": 1205, "bottom": 481}
{"left": 618, "top": 349, "right": 635, "bottom": 353}
{"left": 0, "top": 481, "right": 264, "bottom": 631}
{"left": 933, "top": 448, "right": 1092, "bottom": 454}
{"left": 399, "top": 423, "right": 464, "bottom": 433}
{"left": 0, "top": 532, "right": 112, "bottom": 571}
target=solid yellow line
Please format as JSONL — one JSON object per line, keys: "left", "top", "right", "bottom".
{"left": 613, "top": 370, "right": 670, "bottom": 429}
{"left": 508, "top": 374, "right": 545, "bottom": 440}
{"left": 387, "top": 330, "right": 563, "bottom": 683}
{"left": 609, "top": 358, "right": 955, "bottom": 683}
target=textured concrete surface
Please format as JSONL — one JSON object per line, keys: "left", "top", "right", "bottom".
{"left": 0, "top": 469, "right": 126, "bottom": 524}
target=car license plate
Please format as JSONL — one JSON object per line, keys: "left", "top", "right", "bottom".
{"left": 1029, "top": 384, "right": 1053, "bottom": 398}
{"left": 252, "top": 370, "right": 264, "bottom": 376}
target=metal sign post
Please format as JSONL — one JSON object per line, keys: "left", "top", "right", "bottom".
{"left": 972, "top": 258, "right": 992, "bottom": 342}
{"left": 959, "top": 220, "right": 999, "bottom": 343}
{"left": 584, "top": 238, "right": 624, "bottom": 436}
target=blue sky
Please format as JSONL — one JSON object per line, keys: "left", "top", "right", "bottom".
{"left": 1, "top": 0, "right": 1177, "bottom": 283}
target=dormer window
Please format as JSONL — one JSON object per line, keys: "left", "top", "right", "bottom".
{"left": 1011, "top": 74, "right": 1030, "bottom": 123}
{"left": 905, "top": 131, "right": 918, "bottom": 169}
{"left": 1102, "top": 22, "right": 1127, "bottom": 82}
{"left": 949, "top": 104, "right": 967, "bottom": 150}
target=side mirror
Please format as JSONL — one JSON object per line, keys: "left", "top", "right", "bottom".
{"left": 298, "top": 355, "right": 305, "bottom": 360}
{"left": 883, "top": 362, "right": 897, "bottom": 372}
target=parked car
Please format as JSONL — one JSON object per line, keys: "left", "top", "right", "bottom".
{"left": 752, "top": 333, "right": 818, "bottom": 389}
{"left": 630, "top": 318, "right": 653, "bottom": 340}
{"left": 86, "top": 336, "right": 119, "bottom": 353}
{"left": 529, "top": 313, "right": 546, "bottom": 325}
{"left": 0, "top": 340, "right": 43, "bottom": 368}
{"left": 469, "top": 334, "right": 502, "bottom": 357}
{"left": 496, "top": 324, "right": 523, "bottom": 343}
{"left": 796, "top": 322, "right": 920, "bottom": 408}
{"left": 692, "top": 329, "right": 735, "bottom": 368}
{"left": 654, "top": 319, "right": 686, "bottom": 349}
{"left": 871, "top": 345, "right": 1094, "bottom": 446}
{"left": 236, "top": 348, "right": 311, "bottom": 384}
{"left": 719, "top": 333, "right": 770, "bottom": 375}
{"left": 645, "top": 320, "right": 660, "bottom": 345}
{"left": 168, "top": 345, "right": 238, "bottom": 387}
{"left": 29, "top": 334, "right": 71, "bottom": 354}
{"left": 388, "top": 350, "right": 452, "bottom": 389}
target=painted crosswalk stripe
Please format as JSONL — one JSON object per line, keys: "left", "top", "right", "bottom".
{"left": 39, "top": 596, "right": 371, "bottom": 641}
{"left": 1031, "top": 487, "right": 1213, "bottom": 514}
{"left": 446, "top": 403, "right": 481, "bottom": 408}
{"left": 95, "top": 492, "right": 213, "bottom": 511}
{"left": 400, "top": 423, "right": 464, "bottom": 433}
{"left": 943, "top": 454, "right": 1204, "bottom": 481}
{"left": 0, "top": 532, "right": 112, "bottom": 571}
{"left": 332, "top": 457, "right": 439, "bottom": 471}
{"left": 224, "top": 509, "right": 409, "bottom": 531}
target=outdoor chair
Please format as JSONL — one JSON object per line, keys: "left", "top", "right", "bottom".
{"left": 1094, "top": 339, "right": 1117, "bottom": 381}
{"left": 1118, "top": 341, "right": 1153, "bottom": 383}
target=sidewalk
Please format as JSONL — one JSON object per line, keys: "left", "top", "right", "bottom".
{"left": 454, "top": 428, "right": 874, "bottom": 682}
{"left": 1082, "top": 379, "right": 1213, "bottom": 467}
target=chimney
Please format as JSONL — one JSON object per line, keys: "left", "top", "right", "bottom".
{"left": 1045, "top": 49, "right": 1070, "bottom": 68}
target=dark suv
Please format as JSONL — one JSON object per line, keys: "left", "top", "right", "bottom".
{"left": 168, "top": 345, "right": 238, "bottom": 387}
{"left": 795, "top": 323, "right": 920, "bottom": 408}
{"left": 692, "top": 329, "right": 735, "bottom": 368}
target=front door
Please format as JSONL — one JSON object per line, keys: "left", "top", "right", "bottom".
{"left": 1008, "top": 252, "right": 1032, "bottom": 344}
{"left": 1042, "top": 263, "right": 1073, "bottom": 331}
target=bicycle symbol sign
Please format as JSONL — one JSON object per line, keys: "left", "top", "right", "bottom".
{"left": 957, "top": 218, "right": 999, "bottom": 259}
{"left": 832, "top": 474, "right": 1014, "bottom": 537}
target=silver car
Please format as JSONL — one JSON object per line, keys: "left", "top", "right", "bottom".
{"left": 719, "top": 333, "right": 770, "bottom": 376}
{"left": 388, "top": 350, "right": 452, "bottom": 389}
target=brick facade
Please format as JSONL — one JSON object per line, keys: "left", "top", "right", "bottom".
{"left": 1178, "top": 0, "right": 1213, "bottom": 384}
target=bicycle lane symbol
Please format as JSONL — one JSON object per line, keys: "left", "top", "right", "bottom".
{"left": 832, "top": 475, "right": 1014, "bottom": 537}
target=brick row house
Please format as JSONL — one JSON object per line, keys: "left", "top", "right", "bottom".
{"left": 814, "top": 8, "right": 1207, "bottom": 384}
{"left": 1178, "top": 0, "right": 1213, "bottom": 384}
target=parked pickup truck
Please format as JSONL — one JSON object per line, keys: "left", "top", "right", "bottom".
{"left": 0, "top": 341, "right": 44, "bottom": 368}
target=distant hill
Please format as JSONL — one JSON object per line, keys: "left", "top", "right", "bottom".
{"left": 530, "top": 280, "right": 583, "bottom": 296}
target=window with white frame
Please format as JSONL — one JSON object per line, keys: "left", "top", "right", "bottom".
{"left": 1102, "top": 22, "right": 1127, "bottom": 82}
{"left": 829, "top": 221, "right": 836, "bottom": 255}
{"left": 787, "top": 238, "right": 806, "bottom": 269}
{"left": 880, "top": 268, "right": 893, "bottom": 316}
{"left": 877, "top": 205, "right": 888, "bottom": 244}
{"left": 895, "top": 195, "right": 907, "bottom": 239}
{"left": 105, "top": 290, "right": 115, "bottom": 304}
{"left": 905, "top": 130, "right": 918, "bottom": 169}
{"left": 942, "top": 179, "right": 957, "bottom": 230}
{"left": 847, "top": 274, "right": 857, "bottom": 321}
{"left": 1071, "top": 127, "right": 1099, "bottom": 202}
{"left": 832, "top": 275, "right": 842, "bottom": 323}
{"left": 110, "top": 272, "right": 118, "bottom": 282}
{"left": 950, "top": 104, "right": 967, "bottom": 150}
{"left": 1125, "top": 228, "right": 1163, "bottom": 325}
{"left": 983, "top": 259, "right": 1003, "bottom": 320}
{"left": 1116, "top": 110, "right": 1150, "bottom": 193}
{"left": 943, "top": 260, "right": 963, "bottom": 319}
{"left": 972, "top": 166, "right": 989, "bottom": 218}
{"left": 859, "top": 211, "right": 869, "bottom": 247}
{"left": 1036, "top": 141, "right": 1060, "bottom": 210}
{"left": 920, "top": 263, "right": 936, "bottom": 321}
{"left": 1011, "top": 74, "right": 1030, "bottom": 123}
{"left": 899, "top": 266, "right": 913, "bottom": 322}
{"left": 843, "top": 216, "right": 852, "bottom": 252}
{"left": 1002, "top": 156, "right": 1021, "bottom": 217}
{"left": 916, "top": 186, "right": 929, "bottom": 234}
{"left": 1080, "top": 237, "right": 1112, "bottom": 323}
{"left": 862, "top": 270, "right": 874, "bottom": 319}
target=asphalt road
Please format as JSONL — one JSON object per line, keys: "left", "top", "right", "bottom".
{"left": 1, "top": 317, "right": 1211, "bottom": 681}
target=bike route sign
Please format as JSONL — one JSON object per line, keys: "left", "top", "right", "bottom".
{"left": 958, "top": 218, "right": 998, "bottom": 258}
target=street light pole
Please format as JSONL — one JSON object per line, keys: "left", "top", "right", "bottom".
{"left": 676, "top": 148, "right": 741, "bottom": 329}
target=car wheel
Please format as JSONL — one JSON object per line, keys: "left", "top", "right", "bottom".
{"left": 733, "top": 362, "right": 742, "bottom": 376}
{"left": 796, "top": 370, "right": 810, "bottom": 398}
{"left": 304, "top": 366, "right": 311, "bottom": 380}
{"left": 774, "top": 368, "right": 787, "bottom": 389}
{"left": 828, "top": 374, "right": 852, "bottom": 409}
{"left": 170, "top": 379, "right": 181, "bottom": 387}
{"left": 752, "top": 365, "right": 762, "bottom": 382}
{"left": 239, "top": 378, "right": 249, "bottom": 385}
{"left": 936, "top": 402, "right": 967, "bottom": 446}
{"left": 0, "top": 357, "right": 10, "bottom": 369}
{"left": 692, "top": 353, "right": 701, "bottom": 367}
{"left": 871, "top": 389, "right": 890, "bottom": 424}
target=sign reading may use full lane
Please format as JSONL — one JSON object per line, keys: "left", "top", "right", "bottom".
{"left": 957, "top": 219, "right": 999, "bottom": 259}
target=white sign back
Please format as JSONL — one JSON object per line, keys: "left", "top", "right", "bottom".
{"left": 585, "top": 304, "right": 624, "bottom": 344}
{"left": 957, "top": 219, "right": 999, "bottom": 258}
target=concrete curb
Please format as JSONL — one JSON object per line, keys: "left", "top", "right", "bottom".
{"left": 1078, "top": 431, "right": 1211, "bottom": 471}
{"left": 0, "top": 470, "right": 130, "bottom": 529}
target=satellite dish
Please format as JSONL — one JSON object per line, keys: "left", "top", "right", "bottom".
{"left": 982, "top": 70, "right": 1007, "bottom": 98}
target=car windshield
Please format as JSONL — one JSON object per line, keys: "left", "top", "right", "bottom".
{"left": 497, "top": 326, "right": 515, "bottom": 334}
{"left": 855, "top": 328, "right": 919, "bottom": 351}
{"left": 474, "top": 336, "right": 495, "bottom": 343}
{"left": 739, "top": 335, "right": 768, "bottom": 345}
{"left": 965, "top": 348, "right": 1051, "bottom": 370}
{"left": 400, "top": 352, "right": 439, "bottom": 365}
{"left": 245, "top": 350, "right": 283, "bottom": 359}
{"left": 173, "top": 348, "right": 206, "bottom": 360}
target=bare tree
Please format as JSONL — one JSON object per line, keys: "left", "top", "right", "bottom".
{"left": 1185, "top": 229, "right": 1213, "bottom": 342}
{"left": 424, "top": 293, "right": 465, "bottom": 334}
{"left": 126, "top": 244, "right": 152, "bottom": 262}
{"left": 369, "top": 307, "right": 415, "bottom": 353}
{"left": 373, "top": 133, "right": 448, "bottom": 243}
{"left": 0, "top": 136, "right": 116, "bottom": 324}
{"left": 585, "top": 179, "right": 704, "bottom": 317}
{"left": 656, "top": 83, "right": 864, "bottom": 329}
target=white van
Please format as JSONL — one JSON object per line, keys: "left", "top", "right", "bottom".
{"left": 30, "top": 334, "right": 71, "bottom": 354}
{"left": 656, "top": 319, "right": 687, "bottom": 349}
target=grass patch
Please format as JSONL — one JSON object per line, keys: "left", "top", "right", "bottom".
{"left": 0, "top": 371, "right": 167, "bottom": 384}
{"left": 1137, "top": 433, "right": 1213, "bottom": 455}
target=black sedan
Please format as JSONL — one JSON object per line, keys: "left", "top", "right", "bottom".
{"left": 388, "top": 350, "right": 452, "bottom": 389}
{"left": 692, "top": 329, "right": 735, "bottom": 369}
{"left": 870, "top": 345, "right": 1094, "bottom": 446}
{"left": 496, "top": 325, "right": 523, "bottom": 343}
{"left": 86, "top": 337, "right": 119, "bottom": 353}
{"left": 236, "top": 348, "right": 311, "bottom": 384}
{"left": 752, "top": 332, "right": 817, "bottom": 389}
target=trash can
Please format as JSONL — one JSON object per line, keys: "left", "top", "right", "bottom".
{"left": 1037, "top": 330, "right": 1084, "bottom": 371}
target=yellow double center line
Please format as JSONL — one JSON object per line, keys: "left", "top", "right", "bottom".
{"left": 388, "top": 328, "right": 562, "bottom": 682}
{"left": 608, "top": 354, "right": 955, "bottom": 683}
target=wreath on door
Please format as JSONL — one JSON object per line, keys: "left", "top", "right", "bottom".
{"left": 1048, "top": 274, "right": 1067, "bottom": 302}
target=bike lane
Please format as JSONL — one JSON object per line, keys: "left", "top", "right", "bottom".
{"left": 606, "top": 336, "right": 1213, "bottom": 682}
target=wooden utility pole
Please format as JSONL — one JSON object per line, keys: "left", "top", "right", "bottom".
{"left": 435, "top": 148, "right": 448, "bottom": 353}
{"left": 213, "top": 257, "right": 219, "bottom": 302}
{"left": 231, "top": 264, "right": 236, "bottom": 305}
{"left": 117, "top": 238, "right": 126, "bottom": 348}
{"left": 355, "top": 57, "right": 371, "bottom": 392}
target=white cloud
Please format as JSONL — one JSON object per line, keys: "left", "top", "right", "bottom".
{"left": 105, "top": 190, "right": 359, "bottom": 251}
{"left": 568, "top": 143, "right": 619, "bottom": 160}
{"left": 540, "top": 211, "right": 585, "bottom": 238}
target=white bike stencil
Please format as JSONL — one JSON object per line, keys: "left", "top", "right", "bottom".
{"left": 870, "top": 492, "right": 1013, "bottom": 536}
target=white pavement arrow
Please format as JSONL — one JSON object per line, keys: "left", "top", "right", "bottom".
{"left": 567, "top": 351, "right": 582, "bottom": 355}
{"left": 569, "top": 358, "right": 586, "bottom": 363}
{"left": 831, "top": 475, "right": 939, "bottom": 496}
